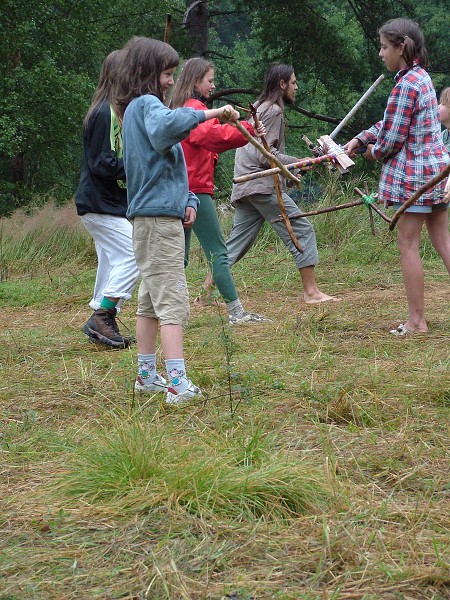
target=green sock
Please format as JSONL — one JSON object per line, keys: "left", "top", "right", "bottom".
{"left": 99, "top": 297, "right": 117, "bottom": 310}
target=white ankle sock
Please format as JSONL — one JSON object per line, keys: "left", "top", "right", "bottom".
{"left": 138, "top": 353, "right": 157, "bottom": 382}
{"left": 226, "top": 298, "right": 245, "bottom": 318}
{"left": 165, "top": 359, "right": 189, "bottom": 393}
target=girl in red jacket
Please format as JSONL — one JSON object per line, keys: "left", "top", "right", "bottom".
{"left": 171, "top": 58, "right": 268, "bottom": 324}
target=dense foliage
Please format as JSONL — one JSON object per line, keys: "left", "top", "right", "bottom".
{"left": 0, "top": 0, "right": 186, "bottom": 212}
{"left": 0, "top": 0, "right": 449, "bottom": 214}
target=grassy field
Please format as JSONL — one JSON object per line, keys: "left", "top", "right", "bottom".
{"left": 1, "top": 181, "right": 450, "bottom": 600}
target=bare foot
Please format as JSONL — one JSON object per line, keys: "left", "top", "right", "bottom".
{"left": 193, "top": 271, "right": 215, "bottom": 307}
{"left": 193, "top": 293, "right": 215, "bottom": 307}
{"left": 304, "top": 292, "right": 341, "bottom": 304}
{"left": 408, "top": 320, "right": 428, "bottom": 333}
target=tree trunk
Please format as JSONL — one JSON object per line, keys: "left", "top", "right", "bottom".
{"left": 12, "top": 152, "right": 25, "bottom": 184}
{"left": 184, "top": 0, "right": 209, "bottom": 57}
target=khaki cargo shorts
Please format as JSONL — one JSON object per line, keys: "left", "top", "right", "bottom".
{"left": 132, "top": 216, "right": 190, "bottom": 326}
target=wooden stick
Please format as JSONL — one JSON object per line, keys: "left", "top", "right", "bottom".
{"left": 368, "top": 204, "right": 375, "bottom": 235}
{"left": 389, "top": 163, "right": 450, "bottom": 230}
{"left": 317, "top": 135, "right": 355, "bottom": 174}
{"left": 233, "top": 154, "right": 334, "bottom": 184}
{"left": 271, "top": 199, "right": 379, "bottom": 222}
{"left": 329, "top": 75, "right": 385, "bottom": 140}
{"left": 354, "top": 187, "right": 392, "bottom": 224}
{"left": 271, "top": 189, "right": 392, "bottom": 226}
{"left": 229, "top": 118, "right": 302, "bottom": 187}
{"left": 302, "top": 134, "right": 321, "bottom": 156}
{"left": 249, "top": 103, "right": 303, "bottom": 253}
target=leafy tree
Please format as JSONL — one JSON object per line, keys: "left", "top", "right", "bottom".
{"left": 1, "top": 0, "right": 448, "bottom": 213}
{"left": 237, "top": 0, "right": 450, "bottom": 133}
{"left": 0, "top": 0, "right": 186, "bottom": 211}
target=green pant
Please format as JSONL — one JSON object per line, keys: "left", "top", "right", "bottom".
{"left": 185, "top": 193, "right": 238, "bottom": 303}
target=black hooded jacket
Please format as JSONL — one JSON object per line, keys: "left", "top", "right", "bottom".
{"left": 75, "top": 102, "right": 127, "bottom": 216}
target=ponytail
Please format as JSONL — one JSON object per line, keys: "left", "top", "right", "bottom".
{"left": 379, "top": 18, "right": 428, "bottom": 70}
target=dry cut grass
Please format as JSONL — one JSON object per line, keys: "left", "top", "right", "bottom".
{"left": 1, "top": 198, "right": 450, "bottom": 600}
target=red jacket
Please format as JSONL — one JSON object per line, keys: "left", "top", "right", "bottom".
{"left": 181, "top": 98, "right": 255, "bottom": 195}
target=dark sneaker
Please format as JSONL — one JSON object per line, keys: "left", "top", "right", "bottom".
{"left": 82, "top": 308, "right": 132, "bottom": 348}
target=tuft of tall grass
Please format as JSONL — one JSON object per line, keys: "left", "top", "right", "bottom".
{"left": 0, "top": 202, "right": 93, "bottom": 278}
{"left": 59, "top": 417, "right": 332, "bottom": 520}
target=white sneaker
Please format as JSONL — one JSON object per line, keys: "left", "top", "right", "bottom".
{"left": 134, "top": 374, "right": 167, "bottom": 393}
{"left": 229, "top": 311, "right": 272, "bottom": 325}
{"left": 166, "top": 379, "right": 202, "bottom": 405}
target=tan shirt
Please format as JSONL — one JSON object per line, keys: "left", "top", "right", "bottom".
{"left": 230, "top": 101, "right": 298, "bottom": 204}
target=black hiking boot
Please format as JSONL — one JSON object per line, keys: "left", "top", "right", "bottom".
{"left": 82, "top": 308, "right": 133, "bottom": 348}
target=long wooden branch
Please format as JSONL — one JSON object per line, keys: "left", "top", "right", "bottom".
{"left": 233, "top": 154, "right": 334, "bottom": 184}
{"left": 271, "top": 189, "right": 391, "bottom": 225}
{"left": 249, "top": 103, "right": 303, "bottom": 253}
{"left": 164, "top": 14, "right": 171, "bottom": 43}
{"left": 211, "top": 89, "right": 341, "bottom": 125}
{"left": 230, "top": 119, "right": 302, "bottom": 187}
{"left": 289, "top": 105, "right": 340, "bottom": 126}
{"left": 389, "top": 163, "right": 450, "bottom": 230}
{"left": 271, "top": 198, "right": 378, "bottom": 222}
{"left": 208, "top": 88, "right": 260, "bottom": 102}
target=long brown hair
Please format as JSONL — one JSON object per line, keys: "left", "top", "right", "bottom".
{"left": 113, "top": 36, "right": 179, "bottom": 122}
{"left": 379, "top": 18, "right": 428, "bottom": 70}
{"left": 170, "top": 57, "right": 214, "bottom": 108}
{"left": 256, "top": 63, "right": 294, "bottom": 108}
{"left": 84, "top": 50, "right": 122, "bottom": 128}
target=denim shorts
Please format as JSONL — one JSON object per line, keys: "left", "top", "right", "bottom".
{"left": 391, "top": 201, "right": 449, "bottom": 214}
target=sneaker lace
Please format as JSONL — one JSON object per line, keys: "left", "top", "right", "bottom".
{"left": 102, "top": 311, "right": 131, "bottom": 341}
{"left": 113, "top": 313, "right": 134, "bottom": 338}
{"left": 109, "top": 314, "right": 121, "bottom": 335}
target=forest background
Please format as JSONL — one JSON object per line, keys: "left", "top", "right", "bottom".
{"left": 1, "top": 0, "right": 450, "bottom": 215}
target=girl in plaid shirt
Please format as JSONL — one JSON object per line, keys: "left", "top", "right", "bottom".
{"left": 346, "top": 18, "right": 450, "bottom": 336}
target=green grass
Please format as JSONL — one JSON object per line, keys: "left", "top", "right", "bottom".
{"left": 1, "top": 179, "right": 450, "bottom": 599}
{"left": 59, "top": 417, "right": 332, "bottom": 519}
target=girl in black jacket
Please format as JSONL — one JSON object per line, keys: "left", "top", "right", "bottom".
{"left": 75, "top": 50, "right": 140, "bottom": 348}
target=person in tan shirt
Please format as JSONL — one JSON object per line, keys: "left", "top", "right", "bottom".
{"left": 227, "top": 63, "right": 339, "bottom": 304}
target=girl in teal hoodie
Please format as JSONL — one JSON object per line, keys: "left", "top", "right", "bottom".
{"left": 114, "top": 36, "right": 239, "bottom": 405}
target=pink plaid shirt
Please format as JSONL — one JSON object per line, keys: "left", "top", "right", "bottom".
{"left": 357, "top": 64, "right": 449, "bottom": 206}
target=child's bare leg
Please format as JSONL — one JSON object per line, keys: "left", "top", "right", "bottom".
{"left": 425, "top": 209, "right": 450, "bottom": 275}
{"left": 136, "top": 315, "right": 159, "bottom": 354}
{"left": 396, "top": 213, "right": 428, "bottom": 332}
{"left": 300, "top": 265, "right": 341, "bottom": 304}
{"left": 160, "top": 323, "right": 184, "bottom": 359}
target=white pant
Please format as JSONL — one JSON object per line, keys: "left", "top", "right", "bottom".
{"left": 81, "top": 213, "right": 140, "bottom": 310}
